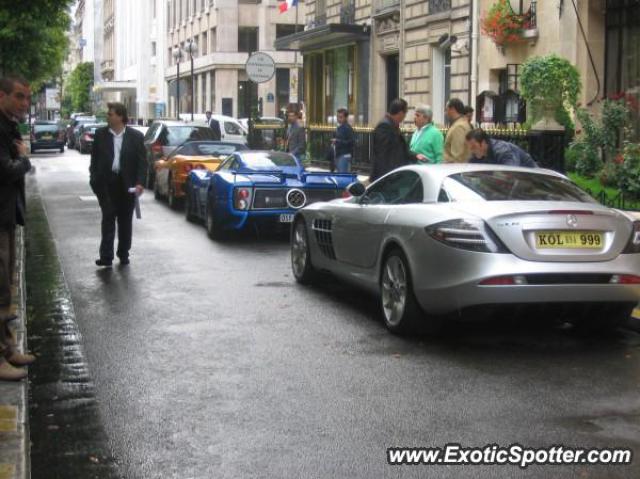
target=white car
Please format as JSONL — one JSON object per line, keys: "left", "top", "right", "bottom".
{"left": 179, "top": 113, "right": 247, "bottom": 145}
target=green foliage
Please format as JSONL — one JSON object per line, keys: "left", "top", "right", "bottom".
{"left": 0, "top": 0, "right": 73, "bottom": 88}
{"left": 520, "top": 55, "right": 581, "bottom": 107}
{"left": 567, "top": 98, "right": 629, "bottom": 177}
{"left": 66, "top": 62, "right": 94, "bottom": 113}
{"left": 520, "top": 54, "right": 581, "bottom": 130}
{"left": 616, "top": 138, "right": 640, "bottom": 197}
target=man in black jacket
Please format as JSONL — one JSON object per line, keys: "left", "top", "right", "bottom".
{"left": 0, "top": 75, "right": 35, "bottom": 380}
{"left": 90, "top": 103, "right": 145, "bottom": 267}
{"left": 369, "top": 99, "right": 421, "bottom": 182}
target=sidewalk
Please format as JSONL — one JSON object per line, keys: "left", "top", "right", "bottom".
{"left": 0, "top": 228, "right": 29, "bottom": 479}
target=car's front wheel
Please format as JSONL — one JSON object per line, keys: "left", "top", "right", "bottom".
{"left": 380, "top": 248, "right": 439, "bottom": 335}
{"left": 291, "top": 218, "right": 316, "bottom": 284}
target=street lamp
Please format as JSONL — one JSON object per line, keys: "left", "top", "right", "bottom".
{"left": 172, "top": 47, "right": 184, "bottom": 119}
{"left": 184, "top": 39, "right": 198, "bottom": 122}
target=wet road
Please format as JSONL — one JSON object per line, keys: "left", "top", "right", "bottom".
{"left": 27, "top": 149, "right": 640, "bottom": 479}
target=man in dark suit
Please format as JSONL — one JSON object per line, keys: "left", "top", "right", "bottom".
{"left": 0, "top": 75, "right": 35, "bottom": 380}
{"left": 369, "top": 98, "right": 418, "bottom": 182}
{"left": 90, "top": 102, "right": 145, "bottom": 267}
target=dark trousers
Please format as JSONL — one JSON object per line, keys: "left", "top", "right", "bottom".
{"left": 0, "top": 227, "right": 16, "bottom": 357}
{"left": 96, "top": 173, "right": 135, "bottom": 261}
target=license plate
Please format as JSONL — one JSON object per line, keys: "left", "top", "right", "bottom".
{"left": 279, "top": 214, "right": 294, "bottom": 223}
{"left": 42, "top": 135, "right": 52, "bottom": 140}
{"left": 535, "top": 231, "right": 603, "bottom": 249}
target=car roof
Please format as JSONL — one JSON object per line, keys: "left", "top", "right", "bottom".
{"left": 393, "top": 163, "right": 566, "bottom": 182}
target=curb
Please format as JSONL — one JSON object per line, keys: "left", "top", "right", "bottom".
{"left": 0, "top": 227, "right": 29, "bottom": 479}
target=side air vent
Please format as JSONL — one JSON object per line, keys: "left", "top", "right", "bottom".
{"left": 312, "top": 219, "right": 336, "bottom": 260}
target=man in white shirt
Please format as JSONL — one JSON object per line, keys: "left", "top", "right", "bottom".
{"left": 89, "top": 103, "right": 145, "bottom": 267}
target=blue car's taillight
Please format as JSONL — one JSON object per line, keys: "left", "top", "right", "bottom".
{"left": 234, "top": 187, "right": 252, "bottom": 210}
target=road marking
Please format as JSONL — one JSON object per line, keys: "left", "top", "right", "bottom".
{"left": 0, "top": 464, "right": 15, "bottom": 479}
{"left": 0, "top": 405, "right": 17, "bottom": 432}
{"left": 78, "top": 196, "right": 98, "bottom": 202}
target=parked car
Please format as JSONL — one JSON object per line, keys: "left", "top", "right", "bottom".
{"left": 31, "top": 121, "right": 65, "bottom": 153}
{"left": 143, "top": 120, "right": 219, "bottom": 189}
{"left": 179, "top": 113, "right": 248, "bottom": 145}
{"left": 76, "top": 123, "right": 107, "bottom": 154}
{"left": 154, "top": 141, "right": 247, "bottom": 209}
{"left": 66, "top": 116, "right": 96, "bottom": 149}
{"left": 129, "top": 125, "right": 149, "bottom": 137}
{"left": 290, "top": 164, "right": 640, "bottom": 334}
{"left": 184, "top": 150, "right": 356, "bottom": 239}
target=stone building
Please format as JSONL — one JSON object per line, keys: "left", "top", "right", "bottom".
{"left": 164, "top": 0, "right": 306, "bottom": 119}
{"left": 276, "top": 0, "right": 472, "bottom": 126}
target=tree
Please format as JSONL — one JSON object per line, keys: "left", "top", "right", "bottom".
{"left": 66, "top": 62, "right": 94, "bottom": 113}
{"left": 0, "top": 0, "right": 73, "bottom": 89}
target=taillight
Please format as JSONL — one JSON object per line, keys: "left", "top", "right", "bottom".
{"left": 426, "top": 219, "right": 509, "bottom": 253}
{"left": 234, "top": 187, "right": 252, "bottom": 210}
{"left": 623, "top": 221, "right": 640, "bottom": 254}
{"left": 480, "top": 275, "right": 527, "bottom": 286}
{"left": 610, "top": 274, "right": 640, "bottom": 284}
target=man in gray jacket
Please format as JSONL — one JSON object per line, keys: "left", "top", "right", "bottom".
{"left": 285, "top": 110, "right": 306, "bottom": 161}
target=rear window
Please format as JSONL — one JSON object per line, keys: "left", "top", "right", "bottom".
{"left": 164, "top": 126, "right": 216, "bottom": 145}
{"left": 241, "top": 152, "right": 297, "bottom": 169}
{"left": 34, "top": 124, "right": 60, "bottom": 133}
{"left": 446, "top": 171, "right": 596, "bottom": 203}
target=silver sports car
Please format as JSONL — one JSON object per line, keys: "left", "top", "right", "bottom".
{"left": 290, "top": 164, "right": 640, "bottom": 334}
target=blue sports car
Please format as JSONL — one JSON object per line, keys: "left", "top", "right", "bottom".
{"left": 184, "top": 150, "right": 357, "bottom": 239}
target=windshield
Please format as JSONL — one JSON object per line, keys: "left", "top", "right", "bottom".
{"left": 241, "top": 152, "right": 298, "bottom": 169}
{"left": 34, "top": 124, "right": 60, "bottom": 133}
{"left": 176, "top": 142, "right": 243, "bottom": 157}
{"left": 447, "top": 171, "right": 597, "bottom": 203}
{"left": 165, "top": 126, "right": 216, "bottom": 145}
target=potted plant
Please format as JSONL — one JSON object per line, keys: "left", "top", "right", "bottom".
{"left": 520, "top": 54, "right": 581, "bottom": 131}
{"left": 481, "top": 0, "right": 529, "bottom": 48}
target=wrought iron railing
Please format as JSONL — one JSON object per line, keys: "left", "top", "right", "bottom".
{"left": 429, "top": 0, "right": 451, "bottom": 14}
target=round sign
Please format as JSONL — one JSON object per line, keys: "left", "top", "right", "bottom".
{"left": 245, "top": 52, "right": 276, "bottom": 83}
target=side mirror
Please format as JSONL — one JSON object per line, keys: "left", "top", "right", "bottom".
{"left": 347, "top": 182, "right": 366, "bottom": 197}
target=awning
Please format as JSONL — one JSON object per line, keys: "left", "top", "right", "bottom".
{"left": 93, "top": 81, "right": 137, "bottom": 93}
{"left": 275, "top": 24, "right": 370, "bottom": 52}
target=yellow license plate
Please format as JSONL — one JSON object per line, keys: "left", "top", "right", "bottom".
{"left": 42, "top": 135, "right": 52, "bottom": 139}
{"left": 535, "top": 231, "right": 603, "bottom": 249}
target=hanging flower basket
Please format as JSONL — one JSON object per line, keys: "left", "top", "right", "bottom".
{"left": 481, "top": 0, "right": 531, "bottom": 48}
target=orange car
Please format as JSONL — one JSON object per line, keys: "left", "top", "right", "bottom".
{"left": 153, "top": 141, "right": 248, "bottom": 208}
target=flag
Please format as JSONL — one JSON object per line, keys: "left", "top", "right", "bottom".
{"left": 279, "top": 0, "right": 298, "bottom": 13}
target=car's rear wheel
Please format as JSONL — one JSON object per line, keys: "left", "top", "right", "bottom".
{"left": 571, "top": 303, "right": 635, "bottom": 335}
{"left": 291, "top": 218, "right": 316, "bottom": 285}
{"left": 206, "top": 200, "right": 225, "bottom": 240}
{"left": 167, "top": 176, "right": 181, "bottom": 210}
{"left": 380, "top": 248, "right": 439, "bottom": 335}
{"left": 184, "top": 181, "right": 196, "bottom": 222}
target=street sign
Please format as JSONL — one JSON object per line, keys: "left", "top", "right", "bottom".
{"left": 245, "top": 52, "right": 276, "bottom": 83}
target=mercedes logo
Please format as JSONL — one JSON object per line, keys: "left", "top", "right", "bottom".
{"left": 566, "top": 214, "right": 579, "bottom": 228}
{"left": 286, "top": 189, "right": 307, "bottom": 209}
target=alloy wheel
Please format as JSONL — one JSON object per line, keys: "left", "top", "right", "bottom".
{"left": 291, "top": 221, "right": 308, "bottom": 279}
{"left": 381, "top": 255, "right": 408, "bottom": 327}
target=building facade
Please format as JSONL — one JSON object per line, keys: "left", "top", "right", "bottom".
{"left": 95, "top": 0, "right": 168, "bottom": 122}
{"left": 164, "top": 0, "right": 306, "bottom": 120}
{"left": 276, "top": 0, "right": 471, "bottom": 126}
